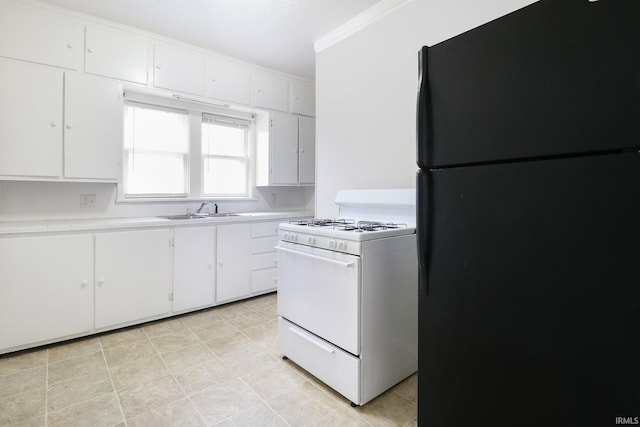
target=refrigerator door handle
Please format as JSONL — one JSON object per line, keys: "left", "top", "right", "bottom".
{"left": 417, "top": 171, "right": 430, "bottom": 295}
{"left": 416, "top": 46, "right": 431, "bottom": 169}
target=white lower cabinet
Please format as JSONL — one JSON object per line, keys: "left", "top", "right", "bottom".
{"left": 95, "top": 229, "right": 172, "bottom": 329}
{"left": 251, "top": 221, "right": 280, "bottom": 294}
{"left": 172, "top": 226, "right": 216, "bottom": 312}
{"left": 0, "top": 234, "right": 93, "bottom": 351}
{"left": 216, "top": 223, "right": 252, "bottom": 303}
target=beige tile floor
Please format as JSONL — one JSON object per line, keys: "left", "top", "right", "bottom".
{"left": 0, "top": 293, "right": 417, "bottom": 427}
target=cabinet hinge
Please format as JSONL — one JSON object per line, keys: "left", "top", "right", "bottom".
{"left": 170, "top": 238, "right": 174, "bottom": 247}
{"left": 169, "top": 292, "right": 173, "bottom": 301}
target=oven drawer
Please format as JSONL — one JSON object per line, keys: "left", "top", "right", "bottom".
{"left": 278, "top": 317, "right": 360, "bottom": 404}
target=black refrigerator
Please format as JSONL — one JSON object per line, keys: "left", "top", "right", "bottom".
{"left": 416, "top": 0, "right": 640, "bottom": 425}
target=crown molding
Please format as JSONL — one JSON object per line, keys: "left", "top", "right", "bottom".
{"left": 314, "top": 0, "right": 411, "bottom": 53}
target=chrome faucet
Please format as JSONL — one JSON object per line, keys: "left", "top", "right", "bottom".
{"left": 196, "top": 202, "right": 218, "bottom": 214}
{"left": 196, "top": 202, "right": 208, "bottom": 214}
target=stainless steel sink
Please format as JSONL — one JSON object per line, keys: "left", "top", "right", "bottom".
{"left": 162, "top": 214, "right": 209, "bottom": 220}
{"left": 162, "top": 213, "right": 240, "bottom": 220}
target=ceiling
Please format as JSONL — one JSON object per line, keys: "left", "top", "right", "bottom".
{"left": 36, "top": 0, "right": 384, "bottom": 80}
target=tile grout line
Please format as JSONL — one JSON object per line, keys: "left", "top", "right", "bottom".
{"left": 44, "top": 348, "right": 49, "bottom": 427}
{"left": 99, "top": 338, "right": 128, "bottom": 427}
{"left": 143, "top": 322, "right": 210, "bottom": 426}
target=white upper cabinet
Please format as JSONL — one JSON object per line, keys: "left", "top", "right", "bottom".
{"left": 291, "top": 79, "right": 315, "bottom": 117}
{"left": 85, "top": 23, "right": 148, "bottom": 84}
{"left": 253, "top": 69, "right": 289, "bottom": 112}
{"left": 154, "top": 43, "right": 206, "bottom": 96}
{"left": 0, "top": 59, "right": 63, "bottom": 178}
{"left": 270, "top": 113, "right": 300, "bottom": 185}
{"left": 298, "top": 116, "right": 316, "bottom": 184}
{"left": 64, "top": 72, "right": 122, "bottom": 180}
{"left": 0, "top": 2, "right": 83, "bottom": 70}
{"left": 206, "top": 55, "right": 252, "bottom": 105}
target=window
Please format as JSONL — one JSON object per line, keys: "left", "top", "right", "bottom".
{"left": 123, "top": 102, "right": 189, "bottom": 197}
{"left": 120, "top": 94, "right": 255, "bottom": 201}
{"left": 201, "top": 114, "right": 250, "bottom": 197}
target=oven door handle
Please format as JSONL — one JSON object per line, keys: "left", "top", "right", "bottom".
{"left": 275, "top": 246, "right": 355, "bottom": 268}
{"left": 289, "top": 327, "right": 335, "bottom": 354}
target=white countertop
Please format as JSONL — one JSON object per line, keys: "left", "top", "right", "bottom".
{"left": 0, "top": 211, "right": 313, "bottom": 235}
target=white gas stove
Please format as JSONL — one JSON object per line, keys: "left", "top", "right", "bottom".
{"left": 276, "top": 189, "right": 418, "bottom": 407}
{"left": 279, "top": 219, "right": 415, "bottom": 255}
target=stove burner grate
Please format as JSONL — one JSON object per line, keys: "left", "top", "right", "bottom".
{"left": 289, "top": 218, "right": 355, "bottom": 227}
{"left": 356, "top": 221, "right": 408, "bottom": 232}
{"left": 289, "top": 219, "right": 407, "bottom": 232}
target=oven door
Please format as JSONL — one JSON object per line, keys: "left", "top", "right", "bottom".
{"left": 276, "top": 240, "right": 361, "bottom": 355}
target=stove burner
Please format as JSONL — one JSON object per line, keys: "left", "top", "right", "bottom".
{"left": 356, "top": 221, "right": 408, "bottom": 232}
{"left": 289, "top": 218, "right": 355, "bottom": 227}
{"left": 289, "top": 219, "right": 407, "bottom": 232}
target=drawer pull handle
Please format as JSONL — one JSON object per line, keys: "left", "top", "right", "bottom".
{"left": 289, "top": 327, "right": 335, "bottom": 354}
{"left": 275, "top": 247, "right": 354, "bottom": 268}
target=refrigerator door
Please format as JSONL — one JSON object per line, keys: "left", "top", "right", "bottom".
{"left": 417, "top": 0, "right": 640, "bottom": 169}
{"left": 417, "top": 153, "right": 640, "bottom": 425}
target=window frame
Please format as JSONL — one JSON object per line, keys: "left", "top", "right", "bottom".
{"left": 116, "top": 91, "right": 256, "bottom": 203}
{"left": 122, "top": 101, "right": 191, "bottom": 199}
{"left": 201, "top": 113, "right": 252, "bottom": 198}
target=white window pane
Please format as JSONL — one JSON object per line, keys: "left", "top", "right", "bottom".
{"left": 125, "top": 104, "right": 189, "bottom": 153}
{"left": 203, "top": 158, "right": 247, "bottom": 195}
{"left": 202, "top": 122, "right": 246, "bottom": 157}
{"left": 125, "top": 152, "right": 187, "bottom": 195}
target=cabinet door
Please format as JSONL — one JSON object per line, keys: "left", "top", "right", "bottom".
{"left": 291, "top": 80, "right": 315, "bottom": 117}
{"left": 0, "top": 3, "right": 83, "bottom": 70}
{"left": 173, "top": 226, "right": 216, "bottom": 312}
{"left": 154, "top": 43, "right": 206, "bottom": 96}
{"left": 298, "top": 116, "right": 316, "bottom": 184}
{"left": 0, "top": 234, "right": 93, "bottom": 351}
{"left": 95, "top": 229, "right": 172, "bottom": 329}
{"left": 270, "top": 113, "right": 299, "bottom": 185}
{"left": 253, "top": 70, "right": 289, "bottom": 112}
{"left": 216, "top": 223, "right": 251, "bottom": 303}
{"left": 0, "top": 59, "right": 63, "bottom": 177}
{"left": 64, "top": 72, "right": 123, "bottom": 180}
{"left": 206, "top": 56, "right": 251, "bottom": 105}
{"left": 85, "top": 24, "right": 148, "bottom": 84}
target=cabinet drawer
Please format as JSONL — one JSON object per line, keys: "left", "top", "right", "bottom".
{"left": 252, "top": 252, "right": 277, "bottom": 270}
{"left": 278, "top": 317, "right": 360, "bottom": 404}
{"left": 251, "top": 221, "right": 281, "bottom": 237}
{"left": 251, "top": 268, "right": 277, "bottom": 294}
{"left": 251, "top": 235, "right": 278, "bottom": 254}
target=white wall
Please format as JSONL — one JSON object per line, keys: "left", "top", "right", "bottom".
{"left": 0, "top": 181, "right": 314, "bottom": 221}
{"left": 315, "top": 0, "right": 536, "bottom": 217}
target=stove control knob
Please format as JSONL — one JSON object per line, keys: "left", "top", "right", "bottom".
{"left": 290, "top": 233, "right": 297, "bottom": 242}
{"left": 307, "top": 236, "right": 315, "bottom": 245}
{"left": 283, "top": 232, "right": 290, "bottom": 240}
{"left": 337, "top": 241, "right": 346, "bottom": 251}
{"left": 328, "top": 239, "right": 337, "bottom": 249}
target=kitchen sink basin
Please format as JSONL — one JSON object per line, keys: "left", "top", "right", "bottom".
{"left": 162, "top": 213, "right": 240, "bottom": 220}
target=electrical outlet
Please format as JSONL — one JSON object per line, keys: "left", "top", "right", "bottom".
{"left": 80, "top": 194, "right": 97, "bottom": 209}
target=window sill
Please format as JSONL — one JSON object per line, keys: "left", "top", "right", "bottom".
{"left": 115, "top": 196, "right": 258, "bottom": 204}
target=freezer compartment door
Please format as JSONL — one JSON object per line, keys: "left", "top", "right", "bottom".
{"left": 420, "top": 0, "right": 640, "bottom": 168}
{"left": 418, "top": 153, "right": 640, "bottom": 425}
